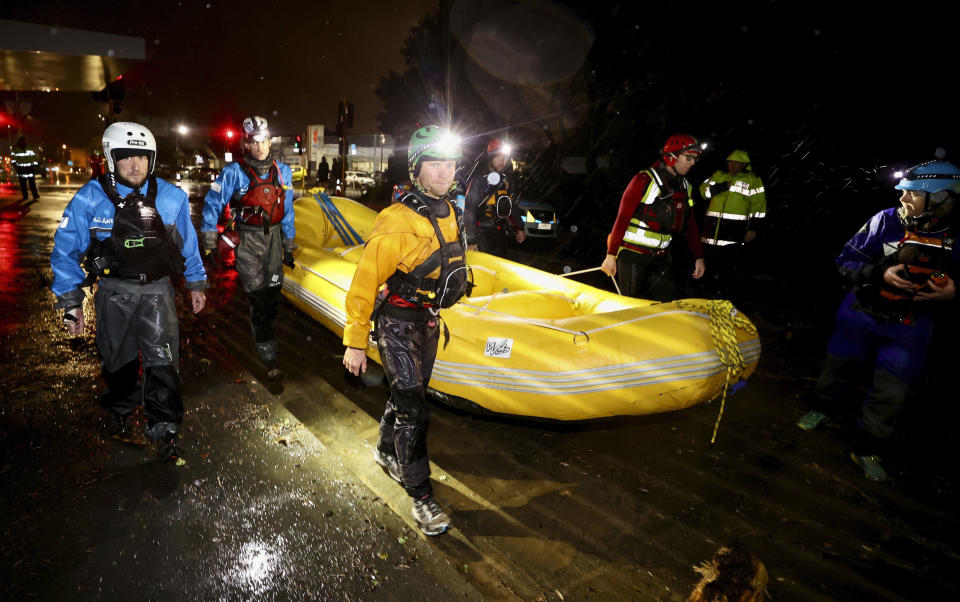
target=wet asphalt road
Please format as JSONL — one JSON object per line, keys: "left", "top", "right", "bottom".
{"left": 2, "top": 180, "right": 959, "bottom": 601}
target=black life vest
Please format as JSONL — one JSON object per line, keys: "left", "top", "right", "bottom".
{"left": 89, "top": 174, "right": 183, "bottom": 283}
{"left": 231, "top": 158, "right": 285, "bottom": 229}
{"left": 386, "top": 193, "right": 471, "bottom": 309}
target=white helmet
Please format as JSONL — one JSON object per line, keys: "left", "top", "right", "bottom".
{"left": 242, "top": 116, "right": 270, "bottom": 142}
{"left": 102, "top": 121, "right": 157, "bottom": 174}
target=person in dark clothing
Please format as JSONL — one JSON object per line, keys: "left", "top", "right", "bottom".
{"left": 796, "top": 160, "right": 960, "bottom": 483}
{"left": 50, "top": 122, "right": 208, "bottom": 461}
{"left": 601, "top": 134, "right": 706, "bottom": 301}
{"left": 331, "top": 157, "right": 342, "bottom": 193}
{"left": 316, "top": 156, "right": 330, "bottom": 187}
{"left": 462, "top": 137, "right": 526, "bottom": 255}
{"left": 12, "top": 136, "right": 40, "bottom": 201}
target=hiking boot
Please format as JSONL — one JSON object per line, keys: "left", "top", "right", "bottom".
{"left": 412, "top": 495, "right": 451, "bottom": 536}
{"left": 373, "top": 448, "right": 402, "bottom": 483}
{"left": 851, "top": 452, "right": 888, "bottom": 482}
{"left": 796, "top": 410, "right": 828, "bottom": 432}
{"left": 156, "top": 433, "right": 184, "bottom": 463}
{"left": 108, "top": 412, "right": 145, "bottom": 446}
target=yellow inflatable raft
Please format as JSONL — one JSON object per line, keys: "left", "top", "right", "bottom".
{"left": 282, "top": 193, "right": 761, "bottom": 421}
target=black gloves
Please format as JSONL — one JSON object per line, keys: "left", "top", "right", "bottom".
{"left": 708, "top": 182, "right": 730, "bottom": 197}
{"left": 283, "top": 249, "right": 295, "bottom": 269}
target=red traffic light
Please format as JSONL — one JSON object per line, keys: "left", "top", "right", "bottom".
{"left": 226, "top": 129, "right": 234, "bottom": 139}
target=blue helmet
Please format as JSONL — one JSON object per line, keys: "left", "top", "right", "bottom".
{"left": 895, "top": 160, "right": 960, "bottom": 193}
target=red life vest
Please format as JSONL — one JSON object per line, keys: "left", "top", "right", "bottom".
{"left": 878, "top": 231, "right": 955, "bottom": 302}
{"left": 233, "top": 158, "right": 286, "bottom": 226}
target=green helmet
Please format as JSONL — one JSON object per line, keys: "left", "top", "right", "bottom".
{"left": 407, "top": 125, "right": 462, "bottom": 183}
{"left": 726, "top": 149, "right": 751, "bottom": 164}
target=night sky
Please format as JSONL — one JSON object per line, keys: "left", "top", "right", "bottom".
{"left": 2, "top": 0, "right": 441, "bottom": 146}
{"left": 4, "top": 0, "right": 958, "bottom": 158}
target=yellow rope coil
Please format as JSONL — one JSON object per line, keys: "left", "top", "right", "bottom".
{"left": 677, "top": 300, "right": 757, "bottom": 443}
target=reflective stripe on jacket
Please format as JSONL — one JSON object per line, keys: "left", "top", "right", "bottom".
{"left": 12, "top": 148, "right": 39, "bottom": 176}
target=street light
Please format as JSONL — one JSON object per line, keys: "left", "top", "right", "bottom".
{"left": 175, "top": 125, "right": 189, "bottom": 169}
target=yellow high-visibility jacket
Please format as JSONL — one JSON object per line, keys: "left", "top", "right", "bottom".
{"left": 343, "top": 197, "right": 460, "bottom": 349}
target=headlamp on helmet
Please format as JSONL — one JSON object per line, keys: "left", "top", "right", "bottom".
{"left": 242, "top": 116, "right": 271, "bottom": 143}
{"left": 894, "top": 160, "right": 960, "bottom": 193}
{"left": 435, "top": 133, "right": 462, "bottom": 157}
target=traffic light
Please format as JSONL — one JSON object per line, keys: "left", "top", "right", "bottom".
{"left": 337, "top": 101, "right": 354, "bottom": 128}
{"left": 225, "top": 129, "right": 234, "bottom": 140}
{"left": 294, "top": 135, "right": 303, "bottom": 154}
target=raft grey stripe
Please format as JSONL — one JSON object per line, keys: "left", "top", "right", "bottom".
{"left": 430, "top": 362, "right": 757, "bottom": 395}
{"left": 433, "top": 347, "right": 761, "bottom": 382}
{"left": 434, "top": 340, "right": 761, "bottom": 380}
{"left": 283, "top": 279, "right": 347, "bottom": 328}
{"left": 431, "top": 348, "right": 760, "bottom": 390}
{"left": 431, "top": 359, "right": 757, "bottom": 391}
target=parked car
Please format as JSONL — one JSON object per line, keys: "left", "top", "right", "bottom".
{"left": 345, "top": 170, "right": 375, "bottom": 188}
{"left": 518, "top": 198, "right": 559, "bottom": 238}
{"left": 289, "top": 164, "right": 305, "bottom": 183}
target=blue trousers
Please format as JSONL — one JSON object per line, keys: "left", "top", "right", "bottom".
{"left": 815, "top": 291, "right": 933, "bottom": 446}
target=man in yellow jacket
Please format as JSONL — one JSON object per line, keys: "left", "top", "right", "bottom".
{"left": 697, "top": 149, "right": 766, "bottom": 302}
{"left": 342, "top": 125, "right": 469, "bottom": 536}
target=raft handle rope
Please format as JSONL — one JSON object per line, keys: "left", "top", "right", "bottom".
{"left": 557, "top": 265, "right": 622, "bottom": 295}
{"left": 457, "top": 301, "right": 589, "bottom": 342}
{"left": 299, "top": 264, "right": 348, "bottom": 292}
{"left": 675, "top": 299, "right": 757, "bottom": 444}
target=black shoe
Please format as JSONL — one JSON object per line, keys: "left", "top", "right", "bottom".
{"left": 156, "top": 434, "right": 183, "bottom": 462}
{"left": 108, "top": 412, "right": 145, "bottom": 446}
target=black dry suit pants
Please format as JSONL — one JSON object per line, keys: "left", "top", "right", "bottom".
{"left": 616, "top": 249, "right": 675, "bottom": 302}
{"left": 236, "top": 224, "right": 285, "bottom": 361}
{"left": 95, "top": 277, "right": 182, "bottom": 438}
{"left": 375, "top": 312, "right": 440, "bottom": 499}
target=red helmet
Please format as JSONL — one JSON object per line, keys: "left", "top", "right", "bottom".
{"left": 486, "top": 138, "right": 504, "bottom": 153}
{"left": 661, "top": 134, "right": 701, "bottom": 167}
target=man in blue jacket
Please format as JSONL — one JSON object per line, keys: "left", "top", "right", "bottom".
{"left": 50, "top": 122, "right": 208, "bottom": 461}
{"left": 201, "top": 116, "right": 295, "bottom": 381}
{"left": 797, "top": 160, "right": 959, "bottom": 482}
